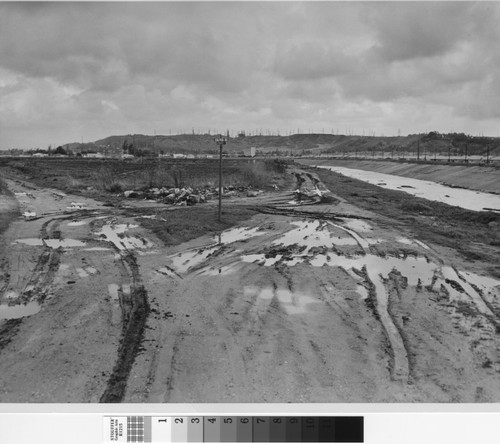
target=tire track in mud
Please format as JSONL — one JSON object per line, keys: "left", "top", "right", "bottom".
{"left": 99, "top": 250, "right": 150, "bottom": 403}
{"left": 326, "top": 220, "right": 411, "bottom": 382}
{"left": 255, "top": 205, "right": 371, "bottom": 222}
{"left": 18, "top": 218, "right": 62, "bottom": 304}
{"left": 244, "top": 204, "right": 412, "bottom": 383}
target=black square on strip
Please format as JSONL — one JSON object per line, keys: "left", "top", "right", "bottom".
{"left": 333, "top": 417, "right": 364, "bottom": 443}
{"left": 128, "top": 416, "right": 145, "bottom": 443}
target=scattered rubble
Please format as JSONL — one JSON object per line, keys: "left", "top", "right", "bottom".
{"left": 122, "top": 185, "right": 264, "bottom": 206}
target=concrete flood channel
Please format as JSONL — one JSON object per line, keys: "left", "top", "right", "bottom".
{"left": 316, "top": 165, "right": 500, "bottom": 213}
{"left": 165, "top": 219, "right": 500, "bottom": 384}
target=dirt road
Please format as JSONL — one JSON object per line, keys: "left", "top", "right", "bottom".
{"left": 1, "top": 168, "right": 499, "bottom": 403}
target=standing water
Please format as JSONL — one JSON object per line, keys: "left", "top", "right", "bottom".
{"left": 316, "top": 165, "right": 500, "bottom": 212}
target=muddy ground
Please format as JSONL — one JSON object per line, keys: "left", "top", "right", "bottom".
{"left": 0, "top": 162, "right": 499, "bottom": 403}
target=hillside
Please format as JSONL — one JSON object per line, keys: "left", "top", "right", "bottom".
{"left": 59, "top": 132, "right": 500, "bottom": 158}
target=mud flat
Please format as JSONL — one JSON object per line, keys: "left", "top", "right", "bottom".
{"left": 1, "top": 165, "right": 499, "bottom": 403}
{"left": 298, "top": 159, "right": 500, "bottom": 194}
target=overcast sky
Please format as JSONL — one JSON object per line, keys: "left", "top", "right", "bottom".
{"left": 1, "top": 1, "right": 499, "bottom": 149}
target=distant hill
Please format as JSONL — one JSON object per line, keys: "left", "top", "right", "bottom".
{"left": 63, "top": 132, "right": 500, "bottom": 157}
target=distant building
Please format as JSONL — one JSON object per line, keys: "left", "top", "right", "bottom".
{"left": 250, "top": 147, "right": 256, "bottom": 157}
{"left": 84, "top": 153, "right": 104, "bottom": 158}
{"left": 32, "top": 153, "right": 48, "bottom": 157}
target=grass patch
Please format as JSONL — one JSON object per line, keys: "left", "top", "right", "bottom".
{"left": 136, "top": 205, "right": 257, "bottom": 247}
{"left": 2, "top": 158, "right": 290, "bottom": 197}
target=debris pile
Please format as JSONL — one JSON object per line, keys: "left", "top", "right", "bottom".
{"left": 292, "top": 170, "right": 331, "bottom": 204}
{"left": 122, "top": 185, "right": 264, "bottom": 206}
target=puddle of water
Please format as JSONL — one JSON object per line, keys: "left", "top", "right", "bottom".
{"left": 23, "top": 211, "right": 36, "bottom": 219}
{"left": 340, "top": 219, "right": 373, "bottom": 232}
{"left": 107, "top": 284, "right": 120, "bottom": 301}
{"left": 67, "top": 220, "right": 87, "bottom": 226}
{"left": 122, "top": 284, "right": 131, "bottom": 296}
{"left": 169, "top": 246, "right": 218, "bottom": 273}
{"left": 15, "top": 238, "right": 44, "bottom": 246}
{"left": 458, "top": 271, "right": 500, "bottom": 292}
{"left": 0, "top": 301, "right": 41, "bottom": 320}
{"left": 214, "top": 227, "right": 263, "bottom": 244}
{"left": 43, "top": 239, "right": 86, "bottom": 248}
{"left": 14, "top": 238, "right": 86, "bottom": 248}
{"left": 396, "top": 237, "right": 413, "bottom": 245}
{"left": 440, "top": 266, "right": 495, "bottom": 317}
{"left": 317, "top": 166, "right": 500, "bottom": 212}
{"left": 356, "top": 285, "right": 369, "bottom": 300}
{"left": 97, "top": 224, "right": 153, "bottom": 250}
{"left": 243, "top": 250, "right": 438, "bottom": 288}
{"left": 86, "top": 267, "right": 97, "bottom": 275}
{"left": 4, "top": 290, "right": 19, "bottom": 299}
{"left": 136, "top": 249, "right": 161, "bottom": 256}
{"left": 328, "top": 221, "right": 369, "bottom": 249}
{"left": 76, "top": 268, "right": 89, "bottom": 278}
{"left": 83, "top": 247, "right": 112, "bottom": 252}
{"left": 413, "top": 240, "right": 431, "bottom": 250}
{"left": 15, "top": 192, "right": 28, "bottom": 197}
{"left": 272, "top": 220, "right": 359, "bottom": 252}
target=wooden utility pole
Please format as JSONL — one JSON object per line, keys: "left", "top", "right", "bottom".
{"left": 214, "top": 135, "right": 227, "bottom": 222}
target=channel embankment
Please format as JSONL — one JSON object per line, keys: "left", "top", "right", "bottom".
{"left": 297, "top": 159, "right": 500, "bottom": 194}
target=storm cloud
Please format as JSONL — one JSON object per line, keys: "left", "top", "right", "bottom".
{"left": 1, "top": 1, "right": 499, "bottom": 148}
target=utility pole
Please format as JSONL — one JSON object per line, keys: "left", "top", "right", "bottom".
{"left": 417, "top": 139, "right": 420, "bottom": 161}
{"left": 214, "top": 135, "right": 226, "bottom": 222}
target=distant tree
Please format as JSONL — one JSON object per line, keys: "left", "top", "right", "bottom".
{"left": 54, "top": 146, "right": 67, "bottom": 155}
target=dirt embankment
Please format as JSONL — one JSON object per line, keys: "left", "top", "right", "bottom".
{"left": 298, "top": 159, "right": 500, "bottom": 194}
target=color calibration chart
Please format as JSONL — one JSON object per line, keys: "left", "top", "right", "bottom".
{"left": 103, "top": 416, "right": 364, "bottom": 443}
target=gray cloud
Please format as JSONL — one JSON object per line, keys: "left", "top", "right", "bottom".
{"left": 1, "top": 2, "right": 500, "bottom": 148}
{"left": 366, "top": 2, "right": 478, "bottom": 62}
